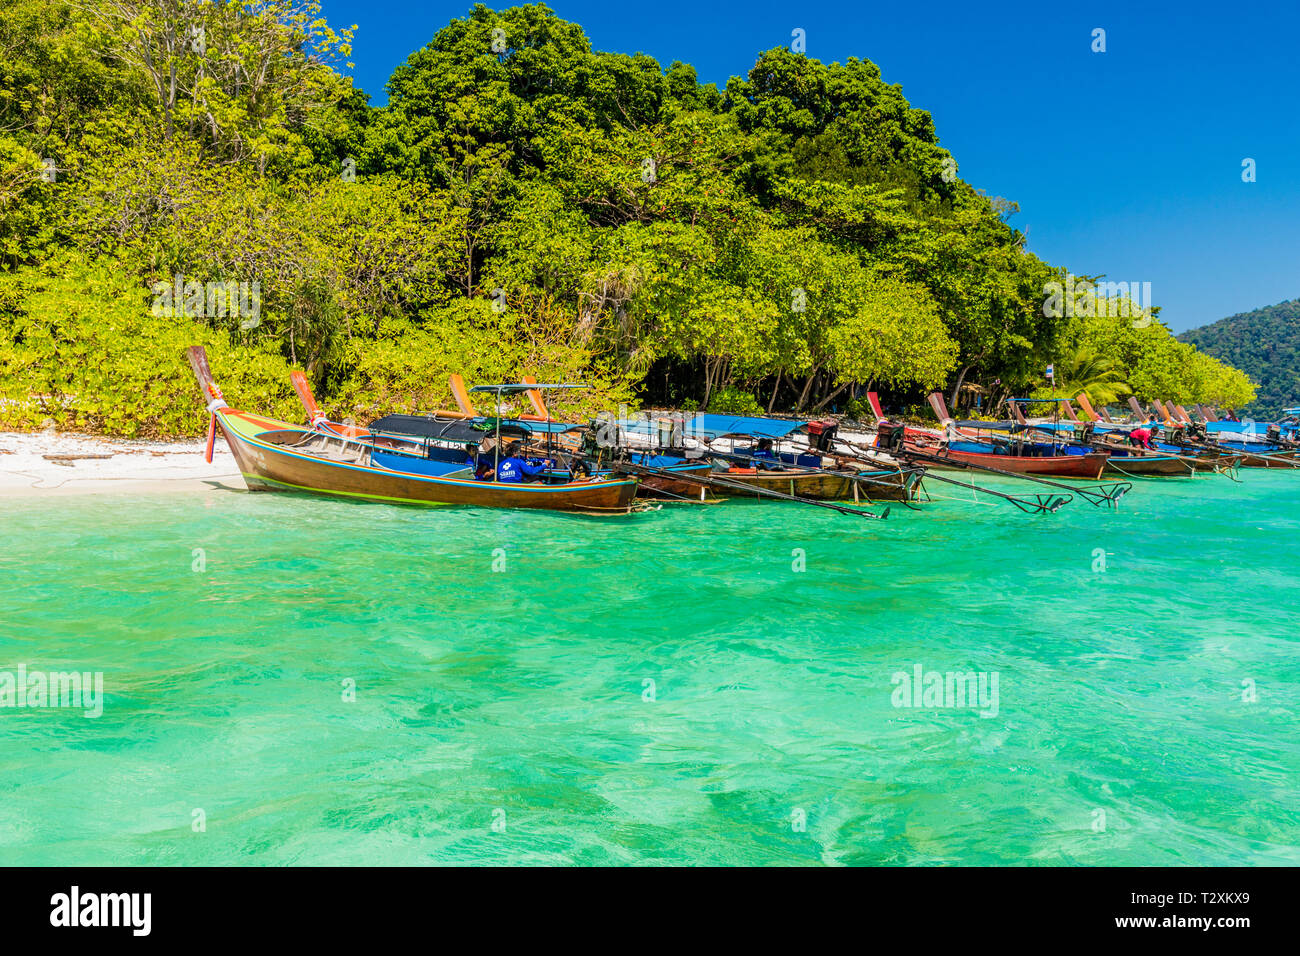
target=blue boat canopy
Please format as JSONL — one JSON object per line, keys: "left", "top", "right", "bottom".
{"left": 954, "top": 420, "right": 1074, "bottom": 434}
{"left": 622, "top": 413, "right": 810, "bottom": 440}
{"left": 1206, "top": 421, "right": 1268, "bottom": 435}
{"left": 511, "top": 419, "right": 586, "bottom": 434}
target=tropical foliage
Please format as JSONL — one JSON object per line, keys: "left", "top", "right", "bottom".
{"left": 1179, "top": 298, "right": 1299, "bottom": 418}
{"left": 0, "top": 0, "right": 1258, "bottom": 436}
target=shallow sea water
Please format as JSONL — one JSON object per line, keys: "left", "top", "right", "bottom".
{"left": 1, "top": 470, "right": 1297, "bottom": 865}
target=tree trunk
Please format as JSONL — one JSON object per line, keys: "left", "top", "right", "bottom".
{"left": 767, "top": 372, "right": 783, "bottom": 413}
{"left": 813, "top": 382, "right": 849, "bottom": 411}
{"left": 796, "top": 366, "right": 820, "bottom": 411}
{"left": 950, "top": 364, "right": 972, "bottom": 415}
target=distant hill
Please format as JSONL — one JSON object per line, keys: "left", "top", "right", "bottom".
{"left": 1179, "top": 299, "right": 1300, "bottom": 418}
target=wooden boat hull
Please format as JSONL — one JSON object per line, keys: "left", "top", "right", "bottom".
{"left": 718, "top": 467, "right": 920, "bottom": 501}
{"left": 636, "top": 463, "right": 717, "bottom": 498}
{"left": 1157, "top": 438, "right": 1296, "bottom": 468}
{"left": 1233, "top": 448, "right": 1300, "bottom": 468}
{"left": 215, "top": 409, "right": 639, "bottom": 512}
{"left": 845, "top": 468, "right": 922, "bottom": 502}
{"left": 1153, "top": 443, "right": 1243, "bottom": 469}
{"left": 904, "top": 442, "right": 1107, "bottom": 479}
{"left": 1099, "top": 453, "right": 1195, "bottom": 476}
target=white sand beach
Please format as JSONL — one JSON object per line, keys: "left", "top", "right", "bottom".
{"left": 0, "top": 431, "right": 240, "bottom": 496}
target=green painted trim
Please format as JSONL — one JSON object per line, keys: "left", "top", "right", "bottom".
{"left": 245, "top": 474, "right": 455, "bottom": 507}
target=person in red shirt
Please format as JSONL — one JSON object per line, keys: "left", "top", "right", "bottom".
{"left": 1128, "top": 425, "right": 1158, "bottom": 449}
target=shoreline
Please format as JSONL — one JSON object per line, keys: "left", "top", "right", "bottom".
{"left": 0, "top": 431, "right": 240, "bottom": 496}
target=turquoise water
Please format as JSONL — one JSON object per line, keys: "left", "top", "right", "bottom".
{"left": 1, "top": 472, "right": 1297, "bottom": 866}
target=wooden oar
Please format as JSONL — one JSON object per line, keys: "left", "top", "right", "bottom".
{"left": 611, "top": 460, "right": 890, "bottom": 519}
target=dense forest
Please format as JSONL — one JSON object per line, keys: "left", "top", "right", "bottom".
{"left": 1178, "top": 299, "right": 1299, "bottom": 419}
{"left": 0, "top": 0, "right": 1258, "bottom": 437}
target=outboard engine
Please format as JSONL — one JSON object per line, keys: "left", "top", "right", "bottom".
{"left": 875, "top": 422, "right": 905, "bottom": 452}
{"left": 805, "top": 420, "right": 839, "bottom": 452}
{"left": 1186, "top": 421, "right": 1207, "bottom": 442}
{"left": 1266, "top": 424, "right": 1281, "bottom": 444}
{"left": 1078, "top": 422, "right": 1095, "bottom": 443}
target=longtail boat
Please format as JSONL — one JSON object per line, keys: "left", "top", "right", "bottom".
{"left": 865, "top": 422, "right": 1128, "bottom": 512}
{"left": 1025, "top": 403, "right": 1207, "bottom": 477}
{"left": 1107, "top": 397, "right": 1270, "bottom": 464}
{"left": 903, "top": 429, "right": 1108, "bottom": 479}
{"left": 1209, "top": 442, "right": 1300, "bottom": 468}
{"left": 1118, "top": 408, "right": 1299, "bottom": 469}
{"left": 901, "top": 393, "right": 1107, "bottom": 479}
{"left": 1052, "top": 394, "right": 1239, "bottom": 475}
{"left": 619, "top": 453, "right": 718, "bottom": 499}
{"left": 186, "top": 347, "right": 639, "bottom": 513}
{"left": 288, "top": 370, "right": 715, "bottom": 500}
{"left": 812, "top": 391, "right": 1124, "bottom": 513}
{"left": 618, "top": 412, "right": 924, "bottom": 502}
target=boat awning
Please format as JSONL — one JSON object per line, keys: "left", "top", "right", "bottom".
{"left": 368, "top": 414, "right": 531, "bottom": 442}
{"left": 954, "top": 420, "right": 1053, "bottom": 433}
{"left": 369, "top": 414, "right": 586, "bottom": 441}
{"left": 1206, "top": 421, "right": 1271, "bottom": 436}
{"left": 956, "top": 419, "right": 1087, "bottom": 433}
{"left": 691, "top": 414, "right": 811, "bottom": 439}
{"left": 622, "top": 414, "right": 811, "bottom": 441}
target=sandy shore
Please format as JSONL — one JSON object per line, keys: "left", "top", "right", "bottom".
{"left": 0, "top": 431, "right": 241, "bottom": 496}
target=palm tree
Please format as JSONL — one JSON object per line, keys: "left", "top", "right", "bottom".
{"left": 1052, "top": 346, "right": 1130, "bottom": 406}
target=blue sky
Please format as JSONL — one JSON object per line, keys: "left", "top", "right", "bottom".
{"left": 322, "top": 0, "right": 1300, "bottom": 332}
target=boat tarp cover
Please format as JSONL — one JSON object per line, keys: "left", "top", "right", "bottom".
{"left": 956, "top": 418, "right": 1076, "bottom": 434}
{"left": 623, "top": 414, "right": 809, "bottom": 440}
{"left": 1207, "top": 421, "right": 1277, "bottom": 437}
{"left": 505, "top": 420, "right": 585, "bottom": 434}
{"left": 628, "top": 452, "right": 693, "bottom": 467}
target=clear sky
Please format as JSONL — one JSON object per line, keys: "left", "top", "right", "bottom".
{"left": 321, "top": 0, "right": 1300, "bottom": 333}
